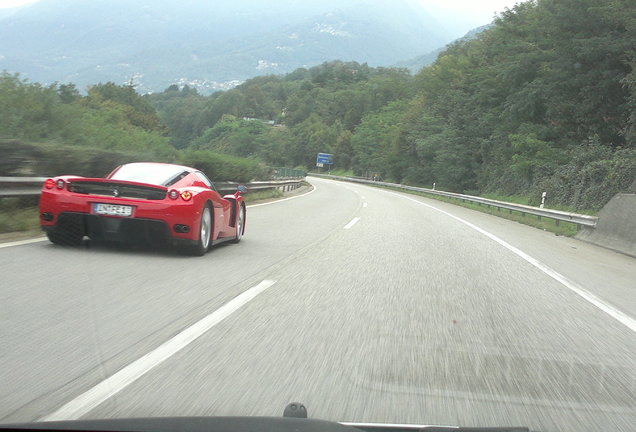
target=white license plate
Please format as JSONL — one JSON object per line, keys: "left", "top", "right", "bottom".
{"left": 93, "top": 203, "right": 133, "bottom": 217}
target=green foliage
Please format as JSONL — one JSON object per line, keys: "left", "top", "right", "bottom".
{"left": 350, "top": 100, "right": 407, "bottom": 176}
{"left": 0, "top": 76, "right": 276, "bottom": 183}
{"left": 535, "top": 143, "right": 636, "bottom": 210}
{"left": 0, "top": 139, "right": 173, "bottom": 177}
{"left": 3, "top": 0, "right": 635, "bottom": 211}
{"left": 0, "top": 202, "right": 39, "bottom": 234}
{"left": 192, "top": 115, "right": 293, "bottom": 167}
{"left": 395, "top": 0, "right": 634, "bottom": 206}
{"left": 147, "top": 61, "right": 413, "bottom": 169}
{"left": 178, "top": 150, "right": 268, "bottom": 182}
{"left": 0, "top": 73, "right": 174, "bottom": 155}
{"left": 509, "top": 133, "right": 566, "bottom": 182}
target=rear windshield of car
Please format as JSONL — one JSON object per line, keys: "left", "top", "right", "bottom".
{"left": 109, "top": 163, "right": 189, "bottom": 186}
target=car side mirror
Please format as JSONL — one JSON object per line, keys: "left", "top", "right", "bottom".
{"left": 237, "top": 185, "right": 248, "bottom": 195}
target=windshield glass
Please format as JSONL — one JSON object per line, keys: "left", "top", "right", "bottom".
{"left": 109, "top": 163, "right": 188, "bottom": 186}
{"left": 1, "top": 1, "right": 635, "bottom": 432}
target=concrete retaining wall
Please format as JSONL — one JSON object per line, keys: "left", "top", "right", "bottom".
{"left": 576, "top": 193, "right": 636, "bottom": 257}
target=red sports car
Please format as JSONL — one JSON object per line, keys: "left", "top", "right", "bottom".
{"left": 39, "top": 162, "right": 246, "bottom": 255}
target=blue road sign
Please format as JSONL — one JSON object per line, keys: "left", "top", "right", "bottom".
{"left": 316, "top": 153, "right": 333, "bottom": 165}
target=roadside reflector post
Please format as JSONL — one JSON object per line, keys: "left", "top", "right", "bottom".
{"left": 540, "top": 191, "right": 547, "bottom": 209}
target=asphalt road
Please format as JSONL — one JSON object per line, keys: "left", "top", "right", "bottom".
{"left": 1, "top": 177, "right": 635, "bottom": 432}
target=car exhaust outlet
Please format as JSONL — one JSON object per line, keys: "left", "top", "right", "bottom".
{"left": 41, "top": 212, "right": 54, "bottom": 221}
{"left": 173, "top": 224, "right": 190, "bottom": 233}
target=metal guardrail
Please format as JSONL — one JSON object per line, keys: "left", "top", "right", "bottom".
{"left": 216, "top": 180, "right": 304, "bottom": 193}
{"left": 0, "top": 177, "right": 304, "bottom": 197}
{"left": 271, "top": 167, "right": 306, "bottom": 179}
{"left": 310, "top": 173, "right": 598, "bottom": 228}
{"left": 0, "top": 176, "right": 46, "bottom": 197}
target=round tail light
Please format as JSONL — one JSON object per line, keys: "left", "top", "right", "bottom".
{"left": 44, "top": 179, "right": 56, "bottom": 189}
{"left": 168, "top": 189, "right": 179, "bottom": 200}
{"left": 180, "top": 191, "right": 192, "bottom": 201}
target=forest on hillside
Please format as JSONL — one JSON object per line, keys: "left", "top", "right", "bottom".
{"left": 1, "top": 0, "right": 634, "bottom": 210}
{"left": 0, "top": 78, "right": 268, "bottom": 182}
{"left": 145, "top": 0, "right": 635, "bottom": 209}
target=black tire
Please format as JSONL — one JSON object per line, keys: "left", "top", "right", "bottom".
{"left": 46, "top": 227, "right": 83, "bottom": 246}
{"left": 190, "top": 204, "right": 212, "bottom": 256}
{"left": 231, "top": 204, "right": 245, "bottom": 244}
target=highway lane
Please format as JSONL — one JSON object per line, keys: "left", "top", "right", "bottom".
{"left": 0, "top": 181, "right": 355, "bottom": 421}
{"left": 1, "top": 177, "right": 635, "bottom": 431}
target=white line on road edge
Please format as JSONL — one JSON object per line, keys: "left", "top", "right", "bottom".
{"left": 344, "top": 217, "right": 360, "bottom": 230}
{"left": 363, "top": 202, "right": 368, "bottom": 208}
{"left": 247, "top": 185, "right": 316, "bottom": 208}
{"left": 40, "top": 279, "right": 277, "bottom": 421}
{"left": 390, "top": 192, "right": 636, "bottom": 334}
{"left": 0, "top": 237, "right": 47, "bottom": 249}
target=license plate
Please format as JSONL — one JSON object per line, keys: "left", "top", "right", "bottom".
{"left": 93, "top": 203, "right": 133, "bottom": 217}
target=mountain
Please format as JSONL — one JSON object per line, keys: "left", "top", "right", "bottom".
{"left": 395, "top": 24, "right": 492, "bottom": 73}
{"left": 0, "top": 0, "right": 454, "bottom": 93}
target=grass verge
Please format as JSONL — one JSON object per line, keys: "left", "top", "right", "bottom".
{"left": 0, "top": 206, "right": 40, "bottom": 234}
{"left": 387, "top": 186, "right": 580, "bottom": 236}
{"left": 317, "top": 178, "right": 584, "bottom": 237}
{"left": 481, "top": 192, "right": 598, "bottom": 215}
{"left": 243, "top": 188, "right": 284, "bottom": 203}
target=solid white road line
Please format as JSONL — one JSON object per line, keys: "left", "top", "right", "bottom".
{"left": 247, "top": 185, "right": 316, "bottom": 208}
{"left": 363, "top": 202, "right": 368, "bottom": 208}
{"left": 389, "top": 191, "right": 636, "bottom": 334}
{"left": 344, "top": 217, "right": 360, "bottom": 230}
{"left": 0, "top": 237, "right": 47, "bottom": 249}
{"left": 40, "top": 280, "right": 277, "bottom": 422}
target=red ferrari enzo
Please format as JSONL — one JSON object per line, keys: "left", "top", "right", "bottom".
{"left": 39, "top": 162, "right": 246, "bottom": 256}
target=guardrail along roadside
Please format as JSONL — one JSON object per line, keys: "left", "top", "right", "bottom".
{"left": 0, "top": 177, "right": 305, "bottom": 198}
{"left": 309, "top": 173, "right": 598, "bottom": 228}
{"left": 309, "top": 173, "right": 636, "bottom": 257}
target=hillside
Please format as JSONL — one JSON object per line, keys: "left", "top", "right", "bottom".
{"left": 145, "top": 0, "right": 635, "bottom": 210}
{"left": 1, "top": 0, "right": 633, "bottom": 211}
{"left": 0, "top": 0, "right": 452, "bottom": 93}
{"left": 395, "top": 24, "right": 492, "bottom": 72}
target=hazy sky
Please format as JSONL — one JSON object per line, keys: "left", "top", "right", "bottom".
{"left": 418, "top": 0, "right": 522, "bottom": 27}
{"left": 0, "top": 0, "right": 522, "bottom": 13}
{"left": 0, "top": 0, "right": 37, "bottom": 7}
{"left": 0, "top": 0, "right": 523, "bottom": 30}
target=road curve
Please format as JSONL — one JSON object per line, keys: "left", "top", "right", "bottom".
{"left": 1, "top": 177, "right": 634, "bottom": 432}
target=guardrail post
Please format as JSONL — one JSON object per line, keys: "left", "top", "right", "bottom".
{"left": 307, "top": 173, "right": 598, "bottom": 229}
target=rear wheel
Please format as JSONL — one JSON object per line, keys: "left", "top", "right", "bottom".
{"left": 46, "top": 226, "right": 83, "bottom": 246}
{"left": 232, "top": 204, "right": 245, "bottom": 243}
{"left": 191, "top": 204, "right": 212, "bottom": 256}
